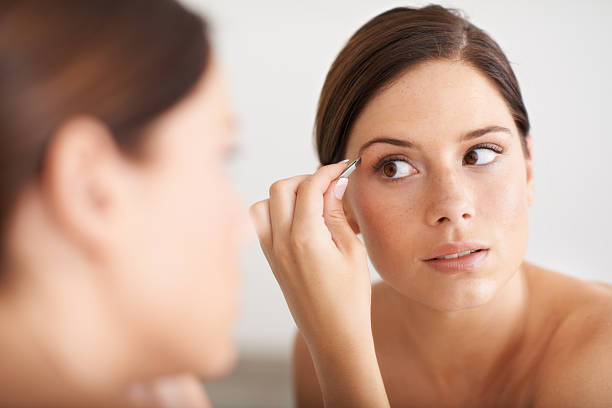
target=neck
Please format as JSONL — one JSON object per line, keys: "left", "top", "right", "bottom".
{"left": 0, "top": 262, "right": 134, "bottom": 406}
{"left": 0, "top": 185, "right": 178, "bottom": 407}
{"left": 388, "top": 263, "right": 531, "bottom": 385}
{"left": 0, "top": 190, "right": 135, "bottom": 406}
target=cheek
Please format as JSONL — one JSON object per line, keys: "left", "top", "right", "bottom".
{"left": 478, "top": 162, "right": 530, "bottom": 259}
{"left": 347, "top": 161, "right": 531, "bottom": 274}
{"left": 163, "top": 165, "right": 242, "bottom": 307}
{"left": 150, "top": 154, "right": 241, "bottom": 269}
{"left": 117, "top": 157, "right": 242, "bottom": 339}
{"left": 348, "top": 181, "right": 421, "bottom": 270}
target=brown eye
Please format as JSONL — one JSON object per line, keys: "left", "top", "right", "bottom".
{"left": 464, "top": 150, "right": 478, "bottom": 165}
{"left": 463, "top": 147, "right": 499, "bottom": 166}
{"left": 383, "top": 162, "right": 397, "bottom": 177}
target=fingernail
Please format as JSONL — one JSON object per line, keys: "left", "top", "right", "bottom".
{"left": 334, "top": 177, "right": 348, "bottom": 200}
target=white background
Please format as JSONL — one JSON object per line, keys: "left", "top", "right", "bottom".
{"left": 180, "top": 0, "right": 612, "bottom": 356}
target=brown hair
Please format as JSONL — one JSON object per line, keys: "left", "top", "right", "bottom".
{"left": 315, "top": 5, "right": 530, "bottom": 165}
{"left": 0, "top": 0, "right": 209, "bottom": 242}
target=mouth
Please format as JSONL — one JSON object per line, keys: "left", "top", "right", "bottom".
{"left": 426, "top": 248, "right": 486, "bottom": 261}
{"left": 422, "top": 242, "right": 490, "bottom": 274}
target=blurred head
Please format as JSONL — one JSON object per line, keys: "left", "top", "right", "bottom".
{"left": 316, "top": 5, "right": 533, "bottom": 311}
{"left": 0, "top": 0, "right": 243, "bottom": 384}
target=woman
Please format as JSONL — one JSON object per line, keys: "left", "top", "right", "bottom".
{"left": 0, "top": 1, "right": 244, "bottom": 406}
{"left": 250, "top": 5, "right": 612, "bottom": 407}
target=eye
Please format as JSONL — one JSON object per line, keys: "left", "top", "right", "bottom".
{"left": 463, "top": 146, "right": 501, "bottom": 165}
{"left": 381, "top": 160, "right": 417, "bottom": 179}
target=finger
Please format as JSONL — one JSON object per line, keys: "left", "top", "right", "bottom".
{"left": 249, "top": 199, "right": 272, "bottom": 256}
{"left": 292, "top": 161, "right": 349, "bottom": 234}
{"left": 151, "top": 375, "right": 210, "bottom": 408}
{"left": 268, "top": 175, "right": 309, "bottom": 248}
{"left": 152, "top": 377, "right": 182, "bottom": 408}
{"left": 323, "top": 177, "right": 362, "bottom": 253}
{"left": 177, "top": 377, "right": 212, "bottom": 408}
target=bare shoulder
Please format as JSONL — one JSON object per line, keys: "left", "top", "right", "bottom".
{"left": 292, "top": 332, "right": 324, "bottom": 408}
{"left": 525, "top": 263, "right": 612, "bottom": 407}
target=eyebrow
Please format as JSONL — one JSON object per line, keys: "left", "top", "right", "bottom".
{"left": 357, "top": 125, "right": 512, "bottom": 155}
{"left": 357, "top": 137, "right": 413, "bottom": 155}
{"left": 462, "top": 125, "right": 512, "bottom": 141}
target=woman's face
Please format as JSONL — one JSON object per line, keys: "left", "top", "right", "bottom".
{"left": 343, "top": 60, "right": 533, "bottom": 312}
{"left": 108, "top": 61, "right": 245, "bottom": 377}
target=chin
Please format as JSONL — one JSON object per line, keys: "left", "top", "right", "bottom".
{"left": 196, "top": 333, "right": 238, "bottom": 380}
{"left": 383, "top": 274, "right": 499, "bottom": 313}
{"left": 424, "top": 277, "right": 501, "bottom": 312}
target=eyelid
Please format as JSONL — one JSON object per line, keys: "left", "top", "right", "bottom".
{"left": 466, "top": 143, "right": 503, "bottom": 154}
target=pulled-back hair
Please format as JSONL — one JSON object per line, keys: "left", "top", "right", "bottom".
{"left": 315, "top": 5, "right": 529, "bottom": 164}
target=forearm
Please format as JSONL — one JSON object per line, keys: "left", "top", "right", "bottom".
{"left": 307, "top": 329, "right": 390, "bottom": 408}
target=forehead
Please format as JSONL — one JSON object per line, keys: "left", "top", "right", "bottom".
{"left": 346, "top": 60, "right": 516, "bottom": 155}
{"left": 165, "top": 59, "right": 231, "bottom": 131}
{"left": 143, "top": 58, "right": 234, "bottom": 154}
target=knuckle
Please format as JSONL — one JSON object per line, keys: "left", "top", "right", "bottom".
{"left": 296, "top": 177, "right": 314, "bottom": 194}
{"left": 249, "top": 199, "right": 267, "bottom": 217}
{"left": 269, "top": 180, "right": 285, "bottom": 197}
{"left": 289, "top": 230, "right": 307, "bottom": 250}
{"left": 270, "top": 175, "right": 305, "bottom": 197}
{"left": 272, "top": 239, "right": 289, "bottom": 258}
{"left": 289, "top": 229, "right": 314, "bottom": 253}
{"left": 325, "top": 208, "right": 346, "bottom": 223}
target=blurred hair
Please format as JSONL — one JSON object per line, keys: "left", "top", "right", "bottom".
{"left": 0, "top": 0, "right": 210, "bottom": 251}
{"left": 315, "top": 4, "right": 530, "bottom": 164}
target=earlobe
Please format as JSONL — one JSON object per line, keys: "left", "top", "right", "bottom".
{"left": 40, "top": 116, "right": 124, "bottom": 256}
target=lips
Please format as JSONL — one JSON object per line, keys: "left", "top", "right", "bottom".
{"left": 428, "top": 248, "right": 485, "bottom": 261}
{"left": 422, "top": 242, "right": 489, "bottom": 261}
{"left": 422, "top": 242, "right": 489, "bottom": 274}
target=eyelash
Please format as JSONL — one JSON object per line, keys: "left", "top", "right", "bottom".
{"left": 371, "top": 155, "right": 414, "bottom": 183}
{"left": 469, "top": 143, "right": 503, "bottom": 155}
{"left": 372, "top": 155, "right": 410, "bottom": 172}
{"left": 371, "top": 143, "right": 504, "bottom": 181}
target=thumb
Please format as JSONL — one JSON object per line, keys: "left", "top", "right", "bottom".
{"left": 323, "top": 177, "right": 361, "bottom": 253}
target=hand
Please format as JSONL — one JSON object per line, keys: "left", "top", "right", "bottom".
{"left": 250, "top": 162, "right": 370, "bottom": 346}
{"left": 250, "top": 162, "right": 389, "bottom": 408}
{"left": 126, "top": 374, "right": 212, "bottom": 408}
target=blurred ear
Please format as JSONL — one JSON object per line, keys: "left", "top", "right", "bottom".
{"left": 524, "top": 133, "right": 534, "bottom": 206}
{"left": 40, "top": 116, "right": 130, "bottom": 258}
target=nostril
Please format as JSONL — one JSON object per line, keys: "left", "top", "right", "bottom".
{"left": 437, "top": 216, "right": 450, "bottom": 224}
{"left": 462, "top": 213, "right": 472, "bottom": 220}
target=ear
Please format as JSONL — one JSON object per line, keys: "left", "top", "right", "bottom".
{"left": 40, "top": 116, "right": 129, "bottom": 259}
{"left": 524, "top": 133, "right": 534, "bottom": 206}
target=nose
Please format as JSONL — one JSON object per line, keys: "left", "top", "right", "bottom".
{"left": 425, "top": 171, "right": 475, "bottom": 227}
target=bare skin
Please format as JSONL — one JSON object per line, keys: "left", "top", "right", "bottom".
{"left": 294, "top": 262, "right": 612, "bottom": 407}
{"left": 0, "top": 61, "right": 242, "bottom": 407}
{"left": 276, "top": 59, "right": 612, "bottom": 407}
{"left": 250, "top": 163, "right": 389, "bottom": 408}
